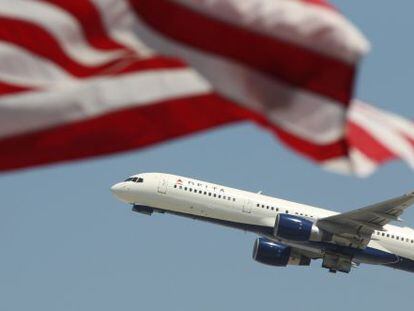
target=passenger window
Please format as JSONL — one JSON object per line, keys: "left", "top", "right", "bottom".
{"left": 184, "top": 187, "right": 187, "bottom": 191}
{"left": 204, "top": 191, "right": 207, "bottom": 195}
{"left": 218, "top": 195, "right": 221, "bottom": 198}
{"left": 233, "top": 198, "right": 236, "bottom": 202}
{"left": 271, "top": 207, "right": 274, "bottom": 210}
{"left": 174, "top": 185, "right": 177, "bottom": 188}
{"left": 179, "top": 186, "right": 182, "bottom": 189}
{"left": 213, "top": 194, "right": 216, "bottom": 197}
{"left": 208, "top": 193, "right": 211, "bottom": 196}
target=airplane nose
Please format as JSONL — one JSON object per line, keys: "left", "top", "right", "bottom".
{"left": 111, "top": 182, "right": 124, "bottom": 194}
{"left": 110, "top": 182, "right": 131, "bottom": 203}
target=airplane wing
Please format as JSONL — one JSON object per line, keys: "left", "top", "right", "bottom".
{"left": 316, "top": 191, "right": 414, "bottom": 248}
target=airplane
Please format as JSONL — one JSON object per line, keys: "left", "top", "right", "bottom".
{"left": 111, "top": 172, "right": 414, "bottom": 274}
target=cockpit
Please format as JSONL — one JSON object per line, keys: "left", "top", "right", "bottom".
{"left": 124, "top": 177, "right": 144, "bottom": 183}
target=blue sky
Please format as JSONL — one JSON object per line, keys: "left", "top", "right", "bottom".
{"left": 1, "top": 1, "right": 414, "bottom": 310}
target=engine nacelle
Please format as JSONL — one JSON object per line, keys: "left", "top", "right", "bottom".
{"left": 354, "top": 247, "right": 399, "bottom": 265}
{"left": 274, "top": 214, "right": 321, "bottom": 241}
{"left": 252, "top": 238, "right": 290, "bottom": 266}
{"left": 252, "top": 238, "right": 310, "bottom": 266}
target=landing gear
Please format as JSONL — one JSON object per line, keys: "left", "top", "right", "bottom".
{"left": 132, "top": 204, "right": 154, "bottom": 215}
{"left": 322, "top": 252, "right": 352, "bottom": 273}
{"left": 132, "top": 204, "right": 165, "bottom": 216}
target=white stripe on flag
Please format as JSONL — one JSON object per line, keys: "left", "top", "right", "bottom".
{"left": 90, "top": 0, "right": 154, "bottom": 56}
{"left": 131, "top": 16, "right": 346, "bottom": 144}
{"left": 171, "top": 0, "right": 370, "bottom": 63}
{"left": 349, "top": 101, "right": 414, "bottom": 169}
{"left": 0, "top": 0, "right": 125, "bottom": 65}
{"left": 0, "top": 42, "right": 75, "bottom": 87}
{"left": 0, "top": 68, "right": 212, "bottom": 139}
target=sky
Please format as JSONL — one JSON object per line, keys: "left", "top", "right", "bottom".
{"left": 1, "top": 1, "right": 414, "bottom": 311}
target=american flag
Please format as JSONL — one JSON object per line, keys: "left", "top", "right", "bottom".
{"left": 0, "top": 0, "right": 413, "bottom": 176}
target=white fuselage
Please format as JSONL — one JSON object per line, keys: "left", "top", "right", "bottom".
{"left": 111, "top": 173, "right": 414, "bottom": 265}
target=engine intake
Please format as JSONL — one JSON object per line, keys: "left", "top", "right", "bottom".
{"left": 253, "top": 238, "right": 291, "bottom": 266}
{"left": 252, "top": 238, "right": 310, "bottom": 266}
{"left": 274, "top": 214, "right": 321, "bottom": 241}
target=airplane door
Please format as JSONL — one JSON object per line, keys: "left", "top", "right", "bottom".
{"left": 242, "top": 199, "right": 253, "bottom": 213}
{"left": 157, "top": 177, "right": 168, "bottom": 194}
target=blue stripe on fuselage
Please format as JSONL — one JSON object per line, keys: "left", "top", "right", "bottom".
{"left": 154, "top": 208, "right": 414, "bottom": 272}
{"left": 387, "top": 257, "right": 414, "bottom": 272}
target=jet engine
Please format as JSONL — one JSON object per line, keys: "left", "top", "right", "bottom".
{"left": 252, "top": 238, "right": 310, "bottom": 266}
{"left": 274, "top": 214, "right": 322, "bottom": 241}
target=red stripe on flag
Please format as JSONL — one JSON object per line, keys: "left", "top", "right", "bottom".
{"left": 110, "top": 56, "right": 187, "bottom": 75}
{"left": 130, "top": 0, "right": 355, "bottom": 105}
{"left": 41, "top": 0, "right": 132, "bottom": 52}
{"left": 300, "top": 0, "right": 337, "bottom": 10}
{"left": 347, "top": 121, "right": 395, "bottom": 163}
{"left": 260, "top": 119, "right": 348, "bottom": 161}
{"left": 0, "top": 16, "right": 123, "bottom": 77}
{"left": 0, "top": 81, "right": 35, "bottom": 96}
{"left": 404, "top": 135, "right": 414, "bottom": 148}
{"left": 0, "top": 14, "right": 185, "bottom": 77}
{"left": 0, "top": 90, "right": 348, "bottom": 171}
{"left": 0, "top": 94, "right": 250, "bottom": 171}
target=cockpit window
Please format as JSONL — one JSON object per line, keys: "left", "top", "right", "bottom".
{"left": 124, "top": 177, "right": 144, "bottom": 183}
